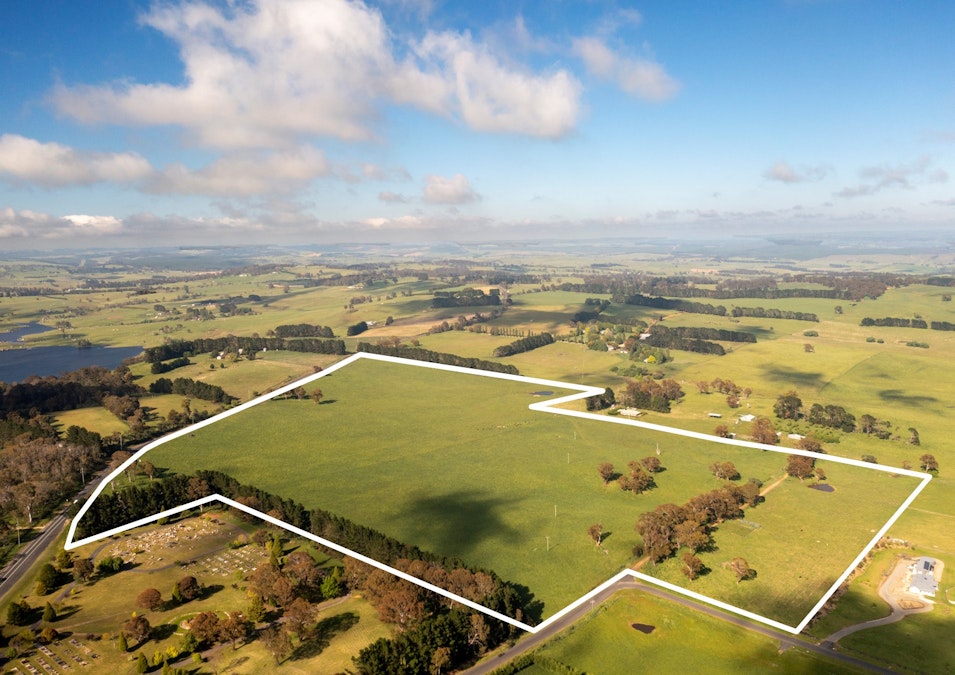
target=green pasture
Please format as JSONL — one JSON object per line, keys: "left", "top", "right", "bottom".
{"left": 104, "top": 356, "right": 922, "bottom": 626}
{"left": 129, "top": 349, "right": 347, "bottom": 401}
{"left": 528, "top": 590, "right": 864, "bottom": 674}
{"left": 54, "top": 407, "right": 130, "bottom": 437}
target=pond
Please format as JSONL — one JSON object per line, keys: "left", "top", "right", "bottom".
{"left": 0, "top": 321, "right": 53, "bottom": 343}
{"left": 0, "top": 345, "right": 143, "bottom": 383}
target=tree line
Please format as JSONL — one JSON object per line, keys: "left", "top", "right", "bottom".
{"left": 860, "top": 316, "right": 955, "bottom": 332}
{"left": 492, "top": 333, "right": 554, "bottom": 358}
{"left": 730, "top": 306, "right": 818, "bottom": 321}
{"left": 357, "top": 343, "right": 519, "bottom": 374}
{"left": 272, "top": 323, "right": 335, "bottom": 338}
{"left": 149, "top": 356, "right": 190, "bottom": 375}
{"left": 620, "top": 293, "right": 728, "bottom": 316}
{"left": 643, "top": 326, "right": 728, "bottom": 356}
{"left": 142, "top": 335, "right": 346, "bottom": 363}
{"left": 148, "top": 377, "right": 236, "bottom": 404}
{"left": 431, "top": 288, "right": 502, "bottom": 309}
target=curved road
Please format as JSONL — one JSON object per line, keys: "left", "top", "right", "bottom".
{"left": 464, "top": 578, "right": 892, "bottom": 675}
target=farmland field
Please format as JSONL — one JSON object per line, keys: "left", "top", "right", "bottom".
{"left": 92, "top": 355, "right": 923, "bottom": 627}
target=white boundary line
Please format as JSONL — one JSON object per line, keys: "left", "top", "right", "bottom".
{"left": 65, "top": 352, "right": 931, "bottom": 635}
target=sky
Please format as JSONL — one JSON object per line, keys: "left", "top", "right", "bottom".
{"left": 1, "top": 0, "right": 954, "bottom": 249}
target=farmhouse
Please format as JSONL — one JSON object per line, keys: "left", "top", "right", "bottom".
{"left": 908, "top": 557, "right": 940, "bottom": 597}
{"left": 738, "top": 414, "right": 756, "bottom": 423}
{"left": 619, "top": 408, "right": 643, "bottom": 417}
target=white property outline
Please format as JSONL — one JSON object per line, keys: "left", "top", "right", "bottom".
{"left": 66, "top": 352, "right": 932, "bottom": 635}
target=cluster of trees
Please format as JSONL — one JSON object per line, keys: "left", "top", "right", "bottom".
{"left": 142, "top": 335, "right": 346, "bottom": 363}
{"left": 729, "top": 306, "right": 818, "bottom": 322}
{"left": 357, "top": 343, "right": 519, "bottom": 375}
{"left": 349, "top": 558, "right": 519, "bottom": 675}
{"left": 658, "top": 326, "right": 756, "bottom": 343}
{"left": 774, "top": 391, "right": 910, "bottom": 441}
{"left": 0, "top": 430, "right": 106, "bottom": 530}
{"left": 585, "top": 388, "right": 616, "bottom": 412}
{"left": 697, "top": 377, "right": 752, "bottom": 408}
{"left": 635, "top": 482, "right": 761, "bottom": 564}
{"left": 599, "top": 457, "right": 663, "bottom": 494}
{"left": 622, "top": 294, "right": 727, "bottom": 316}
{"left": 346, "top": 321, "right": 369, "bottom": 336}
{"left": 272, "top": 323, "right": 335, "bottom": 338}
{"left": 149, "top": 357, "right": 190, "bottom": 375}
{"left": 643, "top": 327, "right": 727, "bottom": 356}
{"left": 621, "top": 376, "right": 684, "bottom": 413}
{"left": 148, "top": 377, "right": 236, "bottom": 404}
{"left": 431, "top": 288, "right": 502, "bottom": 308}
{"left": 571, "top": 298, "right": 611, "bottom": 323}
{"left": 1, "top": 365, "right": 142, "bottom": 416}
{"left": 492, "top": 333, "right": 554, "bottom": 357}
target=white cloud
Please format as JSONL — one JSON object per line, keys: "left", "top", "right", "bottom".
{"left": 763, "top": 160, "right": 829, "bottom": 184}
{"left": 837, "top": 156, "right": 948, "bottom": 198}
{"left": 147, "top": 146, "right": 330, "bottom": 196}
{"left": 51, "top": 0, "right": 582, "bottom": 147}
{"left": 572, "top": 36, "right": 679, "bottom": 101}
{"left": 378, "top": 191, "right": 408, "bottom": 203}
{"left": 404, "top": 31, "right": 581, "bottom": 137}
{"left": 0, "top": 134, "right": 153, "bottom": 187}
{"left": 423, "top": 173, "right": 480, "bottom": 204}
{"left": 0, "top": 208, "right": 124, "bottom": 239}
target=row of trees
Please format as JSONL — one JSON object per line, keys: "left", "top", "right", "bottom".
{"left": 643, "top": 327, "right": 728, "bottom": 356}
{"left": 357, "top": 343, "right": 519, "bottom": 375}
{"left": 622, "top": 293, "right": 728, "bottom": 316}
{"left": 272, "top": 323, "right": 336, "bottom": 338}
{"left": 77, "top": 469, "right": 538, "bottom": 624}
{"left": 431, "top": 288, "right": 502, "bottom": 308}
{"left": 149, "top": 357, "right": 190, "bottom": 375}
{"left": 729, "top": 306, "right": 818, "bottom": 322}
{"left": 148, "top": 377, "right": 236, "bottom": 404}
{"left": 142, "top": 335, "right": 346, "bottom": 363}
{"left": 492, "top": 333, "right": 554, "bottom": 358}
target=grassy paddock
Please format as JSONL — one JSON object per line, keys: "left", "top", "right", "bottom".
{"left": 113, "top": 357, "right": 921, "bottom": 626}
{"left": 529, "top": 590, "right": 864, "bottom": 674}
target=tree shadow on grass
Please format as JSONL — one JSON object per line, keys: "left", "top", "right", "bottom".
{"left": 290, "top": 611, "right": 359, "bottom": 661}
{"left": 878, "top": 389, "right": 939, "bottom": 407}
{"left": 761, "top": 366, "right": 826, "bottom": 389}
{"left": 151, "top": 623, "right": 178, "bottom": 641}
{"left": 394, "top": 490, "right": 525, "bottom": 559}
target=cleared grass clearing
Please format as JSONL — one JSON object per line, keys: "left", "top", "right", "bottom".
{"left": 531, "top": 590, "right": 863, "bottom": 674}
{"left": 54, "top": 407, "right": 129, "bottom": 436}
{"left": 109, "top": 356, "right": 922, "bottom": 627}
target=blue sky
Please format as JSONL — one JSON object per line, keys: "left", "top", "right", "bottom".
{"left": 1, "top": 0, "right": 953, "bottom": 248}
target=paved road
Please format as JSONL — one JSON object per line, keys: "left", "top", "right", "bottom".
{"left": 0, "top": 470, "right": 105, "bottom": 601}
{"left": 463, "top": 578, "right": 893, "bottom": 675}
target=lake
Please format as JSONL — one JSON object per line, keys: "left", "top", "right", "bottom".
{"left": 0, "top": 345, "right": 143, "bottom": 383}
{"left": 0, "top": 321, "right": 53, "bottom": 343}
